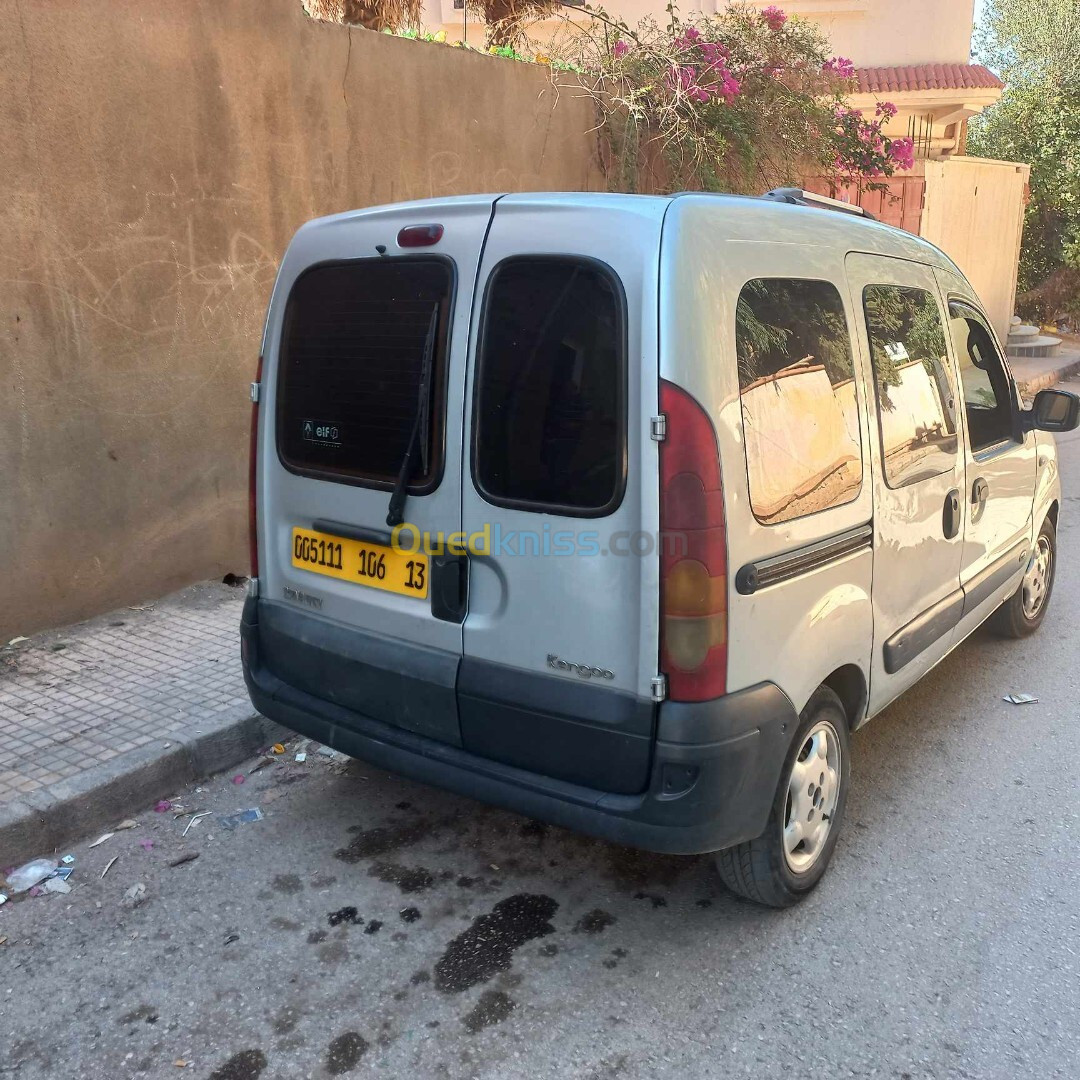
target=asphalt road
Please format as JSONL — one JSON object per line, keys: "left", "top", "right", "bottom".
{"left": 4, "top": 411, "right": 1079, "bottom": 1080}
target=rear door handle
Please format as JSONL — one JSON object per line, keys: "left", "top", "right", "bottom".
{"left": 943, "top": 489, "right": 961, "bottom": 539}
{"left": 431, "top": 554, "right": 469, "bottom": 623}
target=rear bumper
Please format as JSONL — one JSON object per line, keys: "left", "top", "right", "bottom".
{"left": 241, "top": 597, "right": 797, "bottom": 855}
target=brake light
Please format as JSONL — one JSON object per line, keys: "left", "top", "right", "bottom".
{"left": 248, "top": 355, "right": 263, "bottom": 579}
{"left": 397, "top": 224, "right": 444, "bottom": 248}
{"left": 659, "top": 379, "right": 728, "bottom": 701}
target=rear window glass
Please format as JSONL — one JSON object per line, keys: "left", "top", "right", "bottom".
{"left": 473, "top": 257, "right": 626, "bottom": 516}
{"left": 736, "top": 278, "right": 863, "bottom": 524}
{"left": 276, "top": 258, "right": 453, "bottom": 489}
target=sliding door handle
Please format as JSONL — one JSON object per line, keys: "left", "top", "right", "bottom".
{"left": 943, "top": 489, "right": 961, "bottom": 539}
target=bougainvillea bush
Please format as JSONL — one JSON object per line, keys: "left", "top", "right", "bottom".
{"left": 548, "top": 2, "right": 914, "bottom": 193}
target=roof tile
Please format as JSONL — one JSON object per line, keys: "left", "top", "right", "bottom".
{"left": 855, "top": 63, "right": 1003, "bottom": 94}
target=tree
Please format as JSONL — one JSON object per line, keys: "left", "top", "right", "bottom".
{"left": 969, "top": 1, "right": 1080, "bottom": 319}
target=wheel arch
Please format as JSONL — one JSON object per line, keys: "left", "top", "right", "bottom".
{"left": 1046, "top": 499, "right": 1059, "bottom": 531}
{"left": 821, "top": 664, "right": 868, "bottom": 730}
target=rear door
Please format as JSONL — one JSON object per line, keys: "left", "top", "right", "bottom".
{"left": 845, "top": 253, "right": 967, "bottom": 714}
{"left": 457, "top": 195, "right": 665, "bottom": 794}
{"left": 258, "top": 197, "right": 496, "bottom": 745}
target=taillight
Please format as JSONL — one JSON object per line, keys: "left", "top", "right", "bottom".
{"left": 248, "top": 355, "right": 263, "bottom": 579}
{"left": 397, "top": 224, "right": 444, "bottom": 248}
{"left": 659, "top": 379, "right": 728, "bottom": 701}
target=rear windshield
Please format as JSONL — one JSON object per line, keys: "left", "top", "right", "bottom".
{"left": 276, "top": 258, "right": 453, "bottom": 489}
{"left": 473, "top": 257, "right": 626, "bottom": 516}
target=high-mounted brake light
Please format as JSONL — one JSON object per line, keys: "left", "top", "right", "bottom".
{"left": 397, "top": 224, "right": 444, "bottom": 248}
{"left": 659, "top": 379, "right": 728, "bottom": 701}
{"left": 248, "top": 354, "right": 263, "bottom": 579}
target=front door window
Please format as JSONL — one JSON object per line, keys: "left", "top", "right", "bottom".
{"left": 948, "top": 301, "right": 1017, "bottom": 453}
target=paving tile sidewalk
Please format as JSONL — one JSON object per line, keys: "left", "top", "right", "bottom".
{"left": 0, "top": 582, "right": 282, "bottom": 864}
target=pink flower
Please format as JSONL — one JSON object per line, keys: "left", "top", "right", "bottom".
{"left": 876, "top": 100, "right": 898, "bottom": 119}
{"left": 889, "top": 136, "right": 915, "bottom": 170}
{"left": 823, "top": 56, "right": 855, "bottom": 79}
{"left": 719, "top": 72, "right": 741, "bottom": 102}
{"left": 760, "top": 5, "right": 787, "bottom": 31}
{"left": 700, "top": 41, "right": 729, "bottom": 66}
{"left": 613, "top": 39, "right": 630, "bottom": 60}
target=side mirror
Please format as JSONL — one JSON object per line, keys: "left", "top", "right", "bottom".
{"left": 1030, "top": 388, "right": 1080, "bottom": 433}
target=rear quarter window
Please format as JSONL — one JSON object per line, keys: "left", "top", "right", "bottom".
{"left": 736, "top": 278, "right": 863, "bottom": 524}
{"left": 276, "top": 257, "right": 453, "bottom": 490}
{"left": 472, "top": 256, "right": 627, "bottom": 517}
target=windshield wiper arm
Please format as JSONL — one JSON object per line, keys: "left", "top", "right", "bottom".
{"left": 386, "top": 303, "right": 439, "bottom": 527}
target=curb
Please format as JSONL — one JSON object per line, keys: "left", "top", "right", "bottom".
{"left": 1014, "top": 352, "right": 1080, "bottom": 397}
{"left": 0, "top": 705, "right": 287, "bottom": 867}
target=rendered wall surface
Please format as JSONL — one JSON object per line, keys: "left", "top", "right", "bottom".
{"left": 0, "top": 0, "right": 602, "bottom": 638}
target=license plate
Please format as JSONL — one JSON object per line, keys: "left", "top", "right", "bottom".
{"left": 291, "top": 528, "right": 428, "bottom": 599}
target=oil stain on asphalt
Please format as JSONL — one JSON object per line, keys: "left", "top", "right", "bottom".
{"left": 327, "top": 906, "right": 361, "bottom": 927}
{"left": 208, "top": 1049, "right": 268, "bottom": 1080}
{"left": 334, "top": 818, "right": 433, "bottom": 863}
{"left": 369, "top": 862, "right": 435, "bottom": 893}
{"left": 574, "top": 909, "right": 616, "bottom": 935}
{"left": 433, "top": 894, "right": 558, "bottom": 994}
{"left": 463, "top": 989, "right": 516, "bottom": 1033}
{"left": 326, "top": 1031, "right": 369, "bottom": 1075}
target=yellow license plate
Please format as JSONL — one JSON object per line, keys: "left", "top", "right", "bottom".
{"left": 291, "top": 528, "right": 428, "bottom": 599}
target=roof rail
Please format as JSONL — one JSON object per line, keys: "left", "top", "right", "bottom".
{"left": 761, "top": 187, "right": 876, "bottom": 221}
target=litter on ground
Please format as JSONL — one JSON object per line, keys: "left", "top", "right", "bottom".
{"left": 6, "top": 858, "right": 58, "bottom": 893}
{"left": 217, "top": 808, "right": 264, "bottom": 830}
{"left": 182, "top": 811, "right": 214, "bottom": 837}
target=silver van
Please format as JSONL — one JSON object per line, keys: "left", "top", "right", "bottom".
{"left": 242, "top": 190, "right": 1078, "bottom": 906}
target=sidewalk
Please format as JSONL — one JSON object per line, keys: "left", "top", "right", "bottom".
{"left": 1011, "top": 341, "right": 1080, "bottom": 397}
{"left": 0, "top": 582, "right": 282, "bottom": 865}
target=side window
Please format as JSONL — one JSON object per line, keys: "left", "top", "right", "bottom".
{"left": 474, "top": 257, "right": 625, "bottom": 516}
{"left": 863, "top": 285, "right": 959, "bottom": 489}
{"left": 948, "top": 301, "right": 1016, "bottom": 452}
{"left": 736, "top": 278, "right": 862, "bottom": 524}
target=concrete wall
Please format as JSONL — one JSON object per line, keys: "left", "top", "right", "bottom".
{"left": 921, "top": 157, "right": 1031, "bottom": 343}
{"left": 0, "top": 0, "right": 602, "bottom": 640}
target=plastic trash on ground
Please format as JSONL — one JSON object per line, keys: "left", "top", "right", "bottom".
{"left": 1004, "top": 693, "right": 1039, "bottom": 705}
{"left": 6, "top": 858, "right": 58, "bottom": 894}
{"left": 217, "top": 808, "right": 264, "bottom": 830}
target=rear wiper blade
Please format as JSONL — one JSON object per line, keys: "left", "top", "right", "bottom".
{"left": 386, "top": 303, "right": 439, "bottom": 527}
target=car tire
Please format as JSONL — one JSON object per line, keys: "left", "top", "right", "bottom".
{"left": 989, "top": 517, "right": 1056, "bottom": 639}
{"left": 715, "top": 685, "right": 850, "bottom": 908}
